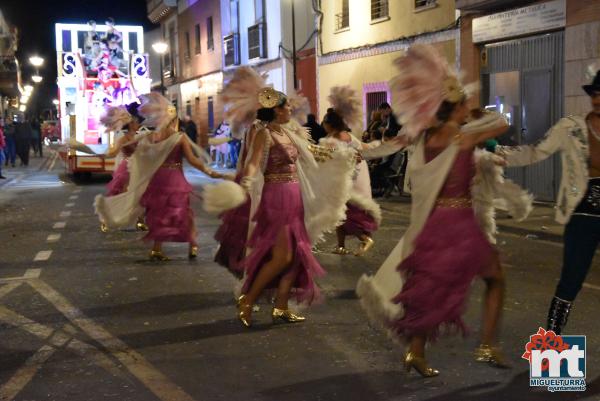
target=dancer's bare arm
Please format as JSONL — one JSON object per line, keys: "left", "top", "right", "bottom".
{"left": 104, "top": 135, "right": 127, "bottom": 158}
{"left": 242, "top": 128, "right": 268, "bottom": 180}
{"left": 181, "top": 137, "right": 230, "bottom": 179}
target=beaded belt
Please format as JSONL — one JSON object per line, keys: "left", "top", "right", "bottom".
{"left": 160, "top": 162, "right": 183, "bottom": 169}
{"left": 264, "top": 172, "right": 298, "bottom": 183}
{"left": 435, "top": 197, "right": 472, "bottom": 209}
{"left": 574, "top": 178, "right": 600, "bottom": 217}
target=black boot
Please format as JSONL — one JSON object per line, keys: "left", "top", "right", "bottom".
{"left": 547, "top": 296, "right": 572, "bottom": 335}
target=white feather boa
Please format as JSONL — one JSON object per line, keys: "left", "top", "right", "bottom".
{"left": 347, "top": 193, "right": 382, "bottom": 226}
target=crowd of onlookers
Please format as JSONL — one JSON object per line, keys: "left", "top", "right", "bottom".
{"left": 0, "top": 117, "right": 44, "bottom": 179}
{"left": 168, "top": 107, "right": 408, "bottom": 196}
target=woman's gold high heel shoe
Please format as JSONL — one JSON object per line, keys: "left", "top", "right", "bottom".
{"left": 238, "top": 298, "right": 253, "bottom": 328}
{"left": 333, "top": 247, "right": 351, "bottom": 255}
{"left": 355, "top": 237, "right": 375, "bottom": 256}
{"left": 100, "top": 223, "right": 108, "bottom": 233}
{"left": 474, "top": 344, "right": 511, "bottom": 368}
{"left": 149, "top": 250, "right": 169, "bottom": 261}
{"left": 188, "top": 246, "right": 198, "bottom": 259}
{"left": 404, "top": 352, "right": 440, "bottom": 377}
{"left": 272, "top": 308, "right": 306, "bottom": 323}
{"left": 136, "top": 221, "right": 149, "bottom": 231}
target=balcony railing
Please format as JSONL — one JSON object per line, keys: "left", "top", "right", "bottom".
{"left": 335, "top": 12, "right": 349, "bottom": 31}
{"left": 147, "top": 0, "right": 177, "bottom": 23}
{"left": 248, "top": 23, "right": 267, "bottom": 60}
{"left": 223, "top": 33, "right": 240, "bottom": 67}
{"left": 371, "top": 0, "right": 389, "bottom": 20}
{"left": 415, "top": 0, "right": 437, "bottom": 9}
{"left": 0, "top": 56, "right": 20, "bottom": 97}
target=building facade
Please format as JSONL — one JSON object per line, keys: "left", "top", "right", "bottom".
{"left": 317, "top": 0, "right": 458, "bottom": 130}
{"left": 457, "top": 0, "right": 600, "bottom": 201}
{"left": 0, "top": 9, "right": 21, "bottom": 120}
{"left": 220, "top": 0, "right": 318, "bottom": 115}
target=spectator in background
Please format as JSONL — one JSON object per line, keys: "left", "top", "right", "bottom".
{"left": 31, "top": 118, "right": 42, "bottom": 157}
{"left": 363, "top": 110, "right": 383, "bottom": 142}
{"left": 304, "top": 114, "right": 326, "bottom": 143}
{"left": 15, "top": 119, "right": 32, "bottom": 166}
{"left": 0, "top": 121, "right": 6, "bottom": 178}
{"left": 378, "top": 102, "right": 401, "bottom": 138}
{"left": 183, "top": 115, "right": 198, "bottom": 145}
{"left": 3, "top": 120, "right": 16, "bottom": 167}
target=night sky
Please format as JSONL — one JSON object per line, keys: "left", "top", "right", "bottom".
{"left": 2, "top": 0, "right": 154, "bottom": 116}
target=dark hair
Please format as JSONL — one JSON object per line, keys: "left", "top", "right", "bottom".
{"left": 371, "top": 129, "right": 383, "bottom": 141}
{"left": 378, "top": 102, "right": 391, "bottom": 110}
{"left": 436, "top": 98, "right": 466, "bottom": 123}
{"left": 124, "top": 102, "right": 144, "bottom": 129}
{"left": 256, "top": 96, "right": 288, "bottom": 123}
{"left": 322, "top": 109, "right": 347, "bottom": 132}
{"left": 307, "top": 113, "right": 316, "bottom": 123}
{"left": 106, "top": 17, "right": 115, "bottom": 25}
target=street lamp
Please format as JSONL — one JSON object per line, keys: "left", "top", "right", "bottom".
{"left": 52, "top": 99, "right": 59, "bottom": 106}
{"left": 29, "top": 56, "right": 44, "bottom": 67}
{"left": 24, "top": 84, "right": 34, "bottom": 94}
{"left": 32, "top": 75, "right": 43, "bottom": 83}
{"left": 19, "top": 105, "right": 26, "bottom": 112}
{"left": 152, "top": 41, "right": 168, "bottom": 95}
{"left": 20, "top": 95, "right": 29, "bottom": 104}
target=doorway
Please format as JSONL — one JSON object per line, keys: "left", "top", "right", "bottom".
{"left": 481, "top": 31, "right": 564, "bottom": 201}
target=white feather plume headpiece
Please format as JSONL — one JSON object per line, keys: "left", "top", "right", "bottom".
{"left": 221, "top": 67, "right": 270, "bottom": 136}
{"left": 100, "top": 106, "right": 133, "bottom": 132}
{"left": 328, "top": 86, "right": 361, "bottom": 129}
{"left": 138, "top": 92, "right": 177, "bottom": 130}
{"left": 288, "top": 91, "right": 311, "bottom": 123}
{"left": 390, "top": 44, "right": 474, "bottom": 139}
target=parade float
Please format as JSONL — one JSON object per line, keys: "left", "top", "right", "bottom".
{"left": 55, "top": 20, "right": 151, "bottom": 177}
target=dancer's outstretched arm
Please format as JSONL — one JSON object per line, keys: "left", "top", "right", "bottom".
{"left": 181, "top": 137, "right": 230, "bottom": 180}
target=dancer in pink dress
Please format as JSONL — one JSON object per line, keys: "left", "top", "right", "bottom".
{"left": 99, "top": 103, "right": 147, "bottom": 232}
{"left": 321, "top": 87, "right": 382, "bottom": 256}
{"left": 136, "top": 94, "right": 232, "bottom": 261}
{"left": 355, "top": 45, "right": 531, "bottom": 377}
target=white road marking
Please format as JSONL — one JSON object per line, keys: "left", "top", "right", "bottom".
{"left": 47, "top": 233, "right": 61, "bottom": 242}
{"left": 69, "top": 195, "right": 78, "bottom": 200}
{"left": 53, "top": 222, "right": 67, "bottom": 229}
{"left": 583, "top": 283, "right": 600, "bottom": 291}
{"left": 73, "top": 188, "right": 82, "bottom": 194}
{"left": 47, "top": 151, "right": 58, "bottom": 171}
{"left": 29, "top": 280, "right": 196, "bottom": 401}
{"left": 0, "top": 283, "right": 21, "bottom": 299}
{"left": 65, "top": 202, "right": 75, "bottom": 208}
{"left": 33, "top": 251, "right": 52, "bottom": 262}
{"left": 59, "top": 211, "right": 71, "bottom": 218}
{"left": 0, "top": 345, "right": 56, "bottom": 401}
{"left": 24, "top": 269, "right": 41, "bottom": 279}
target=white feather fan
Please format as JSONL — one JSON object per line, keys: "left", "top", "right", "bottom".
{"left": 328, "top": 86, "right": 361, "bottom": 129}
{"left": 100, "top": 106, "right": 133, "bottom": 132}
{"left": 202, "top": 181, "right": 248, "bottom": 214}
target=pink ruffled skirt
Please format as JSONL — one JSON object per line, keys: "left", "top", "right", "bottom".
{"left": 241, "top": 181, "right": 325, "bottom": 305}
{"left": 106, "top": 159, "right": 130, "bottom": 196}
{"left": 214, "top": 198, "right": 251, "bottom": 277}
{"left": 140, "top": 168, "right": 195, "bottom": 244}
{"left": 391, "top": 207, "right": 495, "bottom": 341}
{"left": 341, "top": 203, "right": 378, "bottom": 237}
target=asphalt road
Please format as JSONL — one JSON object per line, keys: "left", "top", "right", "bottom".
{"left": 0, "top": 155, "right": 599, "bottom": 401}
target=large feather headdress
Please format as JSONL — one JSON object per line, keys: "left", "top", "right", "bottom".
{"left": 390, "top": 44, "right": 473, "bottom": 139}
{"left": 221, "top": 67, "right": 270, "bottom": 137}
{"left": 100, "top": 106, "right": 132, "bottom": 132}
{"left": 288, "top": 91, "right": 311, "bottom": 123}
{"left": 328, "top": 86, "right": 361, "bottom": 129}
{"left": 138, "top": 92, "right": 177, "bottom": 130}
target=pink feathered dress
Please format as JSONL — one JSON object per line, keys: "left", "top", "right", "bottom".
{"left": 106, "top": 142, "right": 137, "bottom": 196}
{"left": 214, "top": 131, "right": 253, "bottom": 276}
{"left": 140, "top": 143, "right": 195, "bottom": 244}
{"left": 391, "top": 148, "right": 496, "bottom": 340}
{"left": 241, "top": 136, "right": 325, "bottom": 305}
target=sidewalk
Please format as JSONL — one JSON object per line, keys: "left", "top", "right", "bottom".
{"left": 0, "top": 146, "right": 55, "bottom": 188}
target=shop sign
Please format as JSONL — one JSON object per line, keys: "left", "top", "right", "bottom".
{"left": 472, "top": 0, "right": 565, "bottom": 43}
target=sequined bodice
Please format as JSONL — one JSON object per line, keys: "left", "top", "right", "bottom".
{"left": 426, "top": 148, "right": 475, "bottom": 199}
{"left": 264, "top": 139, "right": 298, "bottom": 175}
{"left": 163, "top": 143, "right": 184, "bottom": 164}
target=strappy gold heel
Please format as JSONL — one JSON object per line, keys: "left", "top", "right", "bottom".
{"left": 272, "top": 308, "right": 306, "bottom": 323}
{"left": 333, "top": 247, "right": 351, "bottom": 255}
{"left": 355, "top": 237, "right": 375, "bottom": 256}
{"left": 100, "top": 223, "right": 108, "bottom": 233}
{"left": 474, "top": 344, "right": 511, "bottom": 368}
{"left": 238, "top": 296, "right": 252, "bottom": 328}
{"left": 188, "top": 245, "right": 198, "bottom": 259}
{"left": 149, "top": 250, "right": 169, "bottom": 261}
{"left": 404, "top": 352, "right": 440, "bottom": 377}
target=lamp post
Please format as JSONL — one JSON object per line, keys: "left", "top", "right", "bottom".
{"left": 152, "top": 42, "right": 168, "bottom": 95}
{"left": 291, "top": 0, "right": 298, "bottom": 90}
